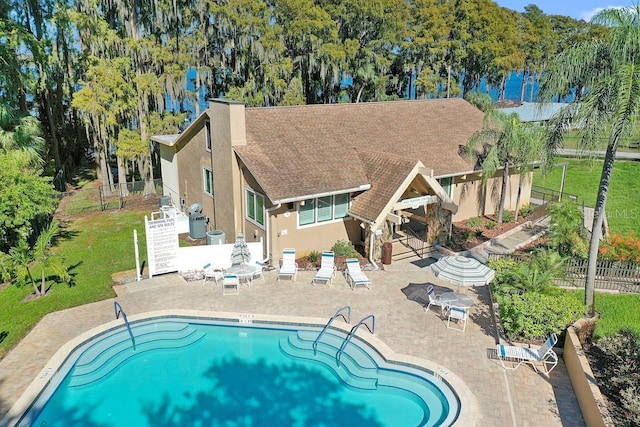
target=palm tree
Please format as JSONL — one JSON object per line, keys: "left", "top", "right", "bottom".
{"left": 539, "top": 5, "right": 640, "bottom": 317}
{"left": 9, "top": 221, "right": 69, "bottom": 297}
{"left": 0, "top": 101, "right": 45, "bottom": 168}
{"left": 466, "top": 110, "right": 542, "bottom": 223}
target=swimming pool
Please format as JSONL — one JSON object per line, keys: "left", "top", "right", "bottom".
{"left": 12, "top": 312, "right": 466, "bottom": 426}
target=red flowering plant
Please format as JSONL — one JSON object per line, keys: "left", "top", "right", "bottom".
{"left": 598, "top": 232, "right": 640, "bottom": 263}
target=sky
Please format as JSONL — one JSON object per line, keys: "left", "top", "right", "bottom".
{"left": 493, "top": 0, "right": 628, "bottom": 21}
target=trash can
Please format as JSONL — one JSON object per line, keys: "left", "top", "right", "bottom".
{"left": 159, "top": 195, "right": 171, "bottom": 207}
{"left": 189, "top": 214, "right": 207, "bottom": 239}
{"left": 381, "top": 242, "right": 392, "bottom": 265}
{"left": 206, "top": 230, "right": 226, "bottom": 245}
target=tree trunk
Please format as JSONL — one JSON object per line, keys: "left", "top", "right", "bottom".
{"left": 514, "top": 174, "right": 523, "bottom": 221}
{"left": 117, "top": 155, "right": 129, "bottom": 196}
{"left": 497, "top": 163, "right": 509, "bottom": 223}
{"left": 585, "top": 142, "right": 617, "bottom": 317}
{"left": 520, "top": 69, "right": 527, "bottom": 102}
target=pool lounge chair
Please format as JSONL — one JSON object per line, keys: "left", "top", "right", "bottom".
{"left": 312, "top": 251, "right": 335, "bottom": 287}
{"left": 344, "top": 258, "right": 371, "bottom": 290}
{"left": 496, "top": 333, "right": 559, "bottom": 374}
{"left": 277, "top": 248, "right": 298, "bottom": 282}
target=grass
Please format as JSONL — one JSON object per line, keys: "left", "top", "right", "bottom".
{"left": 561, "top": 130, "right": 640, "bottom": 153}
{"left": 534, "top": 159, "right": 640, "bottom": 234}
{"left": 593, "top": 293, "right": 640, "bottom": 340}
{"left": 0, "top": 210, "right": 148, "bottom": 359}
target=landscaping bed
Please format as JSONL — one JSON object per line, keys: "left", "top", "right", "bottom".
{"left": 442, "top": 211, "right": 537, "bottom": 252}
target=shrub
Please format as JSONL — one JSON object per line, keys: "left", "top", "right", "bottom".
{"left": 486, "top": 221, "right": 496, "bottom": 230}
{"left": 496, "top": 291, "right": 584, "bottom": 341}
{"left": 307, "top": 251, "right": 320, "bottom": 265}
{"left": 590, "top": 329, "right": 640, "bottom": 426}
{"left": 466, "top": 217, "right": 483, "bottom": 228}
{"left": 548, "top": 200, "right": 588, "bottom": 257}
{"left": 489, "top": 257, "right": 521, "bottom": 296}
{"left": 330, "top": 240, "right": 358, "bottom": 258}
{"left": 599, "top": 232, "right": 640, "bottom": 263}
{"left": 518, "top": 204, "right": 534, "bottom": 217}
{"left": 501, "top": 211, "right": 514, "bottom": 223}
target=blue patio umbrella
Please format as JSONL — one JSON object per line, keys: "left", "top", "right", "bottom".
{"left": 430, "top": 255, "right": 495, "bottom": 287}
{"left": 230, "top": 232, "right": 252, "bottom": 266}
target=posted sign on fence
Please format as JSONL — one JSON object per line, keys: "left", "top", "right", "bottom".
{"left": 145, "top": 216, "right": 179, "bottom": 277}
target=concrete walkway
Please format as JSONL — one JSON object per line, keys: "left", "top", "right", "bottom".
{"left": 0, "top": 251, "right": 584, "bottom": 426}
{"left": 557, "top": 148, "right": 640, "bottom": 160}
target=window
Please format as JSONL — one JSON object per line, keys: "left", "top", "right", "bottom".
{"left": 298, "top": 193, "right": 350, "bottom": 227}
{"left": 205, "top": 120, "right": 211, "bottom": 151}
{"left": 203, "top": 168, "right": 213, "bottom": 196}
{"left": 246, "top": 188, "right": 265, "bottom": 227}
{"left": 437, "top": 177, "right": 453, "bottom": 198}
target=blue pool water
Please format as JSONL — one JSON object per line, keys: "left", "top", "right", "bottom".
{"left": 20, "top": 317, "right": 459, "bottom": 426}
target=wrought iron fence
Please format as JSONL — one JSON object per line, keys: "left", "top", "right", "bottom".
{"left": 487, "top": 253, "right": 640, "bottom": 293}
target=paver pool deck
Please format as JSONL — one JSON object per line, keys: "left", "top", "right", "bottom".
{"left": 0, "top": 258, "right": 585, "bottom": 426}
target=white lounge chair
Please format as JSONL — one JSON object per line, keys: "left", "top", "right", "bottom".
{"left": 345, "top": 258, "right": 371, "bottom": 290}
{"left": 277, "top": 248, "right": 298, "bottom": 282}
{"left": 203, "top": 263, "right": 223, "bottom": 285}
{"left": 222, "top": 274, "right": 240, "bottom": 295}
{"left": 496, "top": 333, "right": 559, "bottom": 374}
{"left": 447, "top": 306, "right": 468, "bottom": 332}
{"left": 312, "top": 251, "right": 335, "bottom": 286}
{"left": 424, "top": 285, "right": 449, "bottom": 318}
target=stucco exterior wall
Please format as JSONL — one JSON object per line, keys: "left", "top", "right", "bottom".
{"left": 267, "top": 203, "right": 361, "bottom": 264}
{"left": 159, "top": 144, "right": 180, "bottom": 207}
{"left": 452, "top": 170, "right": 532, "bottom": 222}
{"left": 175, "top": 124, "right": 215, "bottom": 224}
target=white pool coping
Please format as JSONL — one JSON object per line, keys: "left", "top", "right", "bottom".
{"left": 3, "top": 309, "right": 478, "bottom": 427}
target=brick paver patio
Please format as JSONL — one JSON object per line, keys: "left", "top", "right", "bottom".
{"left": 0, "top": 258, "right": 585, "bottom": 426}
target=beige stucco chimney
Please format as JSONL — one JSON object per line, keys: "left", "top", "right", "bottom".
{"left": 210, "top": 99, "right": 246, "bottom": 239}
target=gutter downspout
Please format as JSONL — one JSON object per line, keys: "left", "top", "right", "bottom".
{"left": 264, "top": 203, "right": 281, "bottom": 263}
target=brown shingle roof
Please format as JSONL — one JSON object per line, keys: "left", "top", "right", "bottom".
{"left": 349, "top": 150, "right": 419, "bottom": 223}
{"left": 234, "top": 98, "right": 482, "bottom": 202}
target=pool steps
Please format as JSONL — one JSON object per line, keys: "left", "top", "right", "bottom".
{"left": 68, "top": 322, "right": 205, "bottom": 387}
{"left": 281, "top": 329, "right": 446, "bottom": 426}
{"left": 281, "top": 333, "right": 379, "bottom": 391}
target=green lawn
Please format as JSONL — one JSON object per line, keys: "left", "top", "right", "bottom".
{"left": 0, "top": 210, "right": 148, "bottom": 359}
{"left": 593, "top": 293, "right": 640, "bottom": 339}
{"left": 534, "top": 159, "right": 640, "bottom": 234}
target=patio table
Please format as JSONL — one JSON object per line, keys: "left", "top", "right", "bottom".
{"left": 439, "top": 292, "right": 474, "bottom": 309}
{"left": 225, "top": 264, "right": 258, "bottom": 287}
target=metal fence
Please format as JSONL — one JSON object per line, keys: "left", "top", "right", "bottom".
{"left": 488, "top": 253, "right": 640, "bottom": 293}
{"left": 57, "top": 179, "right": 163, "bottom": 215}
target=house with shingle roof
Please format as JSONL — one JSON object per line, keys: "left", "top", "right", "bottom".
{"left": 152, "top": 98, "right": 531, "bottom": 265}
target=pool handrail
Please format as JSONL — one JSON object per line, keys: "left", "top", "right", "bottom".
{"left": 336, "top": 314, "right": 375, "bottom": 366}
{"left": 313, "top": 306, "right": 351, "bottom": 353}
{"left": 114, "top": 301, "right": 136, "bottom": 351}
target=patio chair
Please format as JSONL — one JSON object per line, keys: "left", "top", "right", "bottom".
{"left": 447, "top": 306, "right": 468, "bottom": 332}
{"left": 203, "top": 263, "right": 223, "bottom": 285}
{"left": 222, "top": 274, "right": 240, "bottom": 295}
{"left": 254, "top": 260, "right": 265, "bottom": 283}
{"left": 424, "top": 285, "right": 449, "bottom": 318}
{"left": 496, "top": 333, "right": 559, "bottom": 374}
{"left": 344, "top": 258, "right": 371, "bottom": 290}
{"left": 312, "top": 251, "right": 336, "bottom": 287}
{"left": 277, "top": 248, "right": 298, "bottom": 282}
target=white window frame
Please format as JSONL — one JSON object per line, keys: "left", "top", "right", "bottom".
{"left": 203, "top": 167, "right": 213, "bottom": 196}
{"left": 297, "top": 193, "right": 350, "bottom": 228}
{"left": 245, "top": 188, "right": 265, "bottom": 228}
{"left": 205, "top": 119, "right": 212, "bottom": 152}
